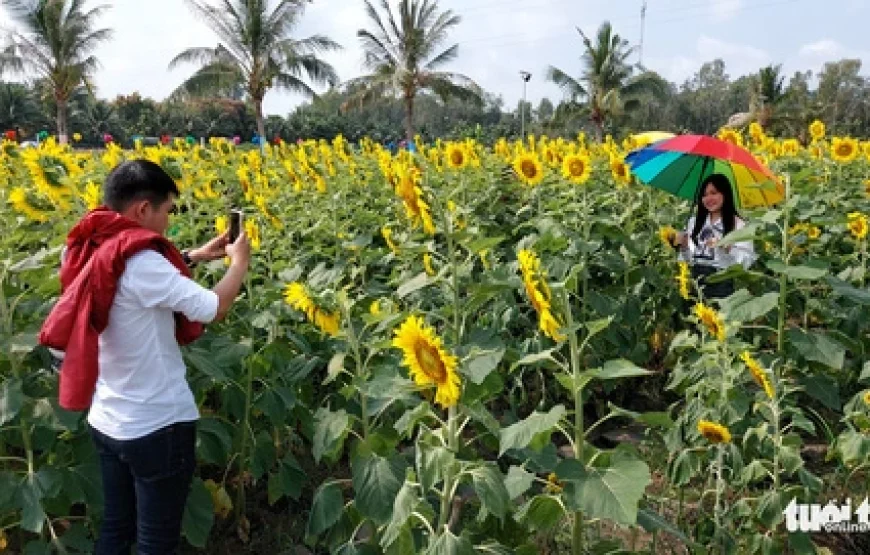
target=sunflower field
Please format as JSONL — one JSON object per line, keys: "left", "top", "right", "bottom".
{"left": 1, "top": 121, "right": 870, "bottom": 554}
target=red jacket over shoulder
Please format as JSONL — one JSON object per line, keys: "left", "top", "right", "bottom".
{"left": 39, "top": 207, "right": 204, "bottom": 411}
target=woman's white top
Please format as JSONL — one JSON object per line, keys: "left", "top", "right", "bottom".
{"left": 678, "top": 215, "right": 757, "bottom": 270}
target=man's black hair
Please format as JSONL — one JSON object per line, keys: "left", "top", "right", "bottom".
{"left": 103, "top": 159, "right": 180, "bottom": 212}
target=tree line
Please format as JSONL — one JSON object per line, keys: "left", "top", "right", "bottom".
{"left": 0, "top": 0, "right": 867, "bottom": 146}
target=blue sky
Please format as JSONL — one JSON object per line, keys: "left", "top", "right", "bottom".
{"left": 1, "top": 0, "right": 868, "bottom": 115}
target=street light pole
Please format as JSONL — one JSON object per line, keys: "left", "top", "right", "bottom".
{"left": 520, "top": 71, "right": 531, "bottom": 140}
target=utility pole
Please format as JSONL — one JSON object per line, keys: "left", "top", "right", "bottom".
{"left": 639, "top": 0, "right": 648, "bottom": 67}
{"left": 520, "top": 71, "right": 531, "bottom": 139}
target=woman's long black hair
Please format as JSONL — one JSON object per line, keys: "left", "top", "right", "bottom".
{"left": 691, "top": 173, "right": 739, "bottom": 246}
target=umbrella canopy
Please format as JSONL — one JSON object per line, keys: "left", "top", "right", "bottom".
{"left": 626, "top": 134, "right": 784, "bottom": 208}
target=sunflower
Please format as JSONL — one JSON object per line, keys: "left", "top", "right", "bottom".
{"left": 561, "top": 153, "right": 592, "bottom": 185}
{"left": 676, "top": 262, "right": 691, "bottom": 300}
{"left": 284, "top": 282, "right": 340, "bottom": 336}
{"left": 518, "top": 249, "right": 565, "bottom": 341}
{"left": 740, "top": 351, "right": 774, "bottom": 399}
{"left": 369, "top": 300, "right": 381, "bottom": 316}
{"left": 847, "top": 212, "right": 869, "bottom": 240}
{"left": 864, "top": 391, "right": 870, "bottom": 407}
{"left": 216, "top": 215, "right": 228, "bottom": 235}
{"left": 81, "top": 181, "right": 102, "bottom": 210}
{"left": 423, "top": 253, "right": 436, "bottom": 276}
{"left": 748, "top": 122, "right": 764, "bottom": 139}
{"left": 809, "top": 120, "right": 826, "bottom": 141}
{"left": 831, "top": 137, "right": 859, "bottom": 163}
{"left": 694, "top": 303, "right": 726, "bottom": 342}
{"left": 8, "top": 186, "right": 50, "bottom": 222}
{"left": 807, "top": 226, "right": 821, "bottom": 240}
{"left": 513, "top": 151, "right": 545, "bottom": 186}
{"left": 392, "top": 315, "right": 461, "bottom": 408}
{"left": 698, "top": 420, "right": 731, "bottom": 444}
{"left": 659, "top": 226, "right": 677, "bottom": 247}
{"left": 610, "top": 156, "right": 632, "bottom": 186}
{"left": 20, "top": 143, "right": 76, "bottom": 208}
{"left": 809, "top": 143, "right": 825, "bottom": 160}
{"left": 445, "top": 143, "right": 467, "bottom": 170}
{"left": 245, "top": 219, "right": 261, "bottom": 251}
{"left": 781, "top": 139, "right": 800, "bottom": 157}
{"left": 381, "top": 226, "right": 399, "bottom": 254}
{"left": 717, "top": 128, "right": 744, "bottom": 147}
{"left": 72, "top": 132, "right": 82, "bottom": 142}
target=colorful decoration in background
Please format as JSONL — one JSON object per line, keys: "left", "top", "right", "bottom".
{"left": 72, "top": 132, "right": 82, "bottom": 142}
{"left": 4, "top": 130, "right": 16, "bottom": 141}
{"left": 186, "top": 135, "right": 196, "bottom": 145}
{"left": 37, "top": 130, "right": 49, "bottom": 141}
{"left": 160, "top": 134, "right": 171, "bottom": 145}
{"left": 232, "top": 135, "right": 241, "bottom": 145}
{"left": 103, "top": 134, "right": 114, "bottom": 144}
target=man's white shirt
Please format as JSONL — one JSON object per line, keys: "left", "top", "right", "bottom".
{"left": 87, "top": 250, "right": 218, "bottom": 440}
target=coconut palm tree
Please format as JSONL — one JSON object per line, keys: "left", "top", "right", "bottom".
{"left": 169, "top": 0, "right": 340, "bottom": 144}
{"left": 345, "top": 0, "right": 482, "bottom": 142}
{"left": 0, "top": 81, "right": 42, "bottom": 133}
{"left": 547, "top": 21, "right": 666, "bottom": 141}
{"left": 754, "top": 64, "right": 787, "bottom": 129}
{"left": 0, "top": 0, "right": 112, "bottom": 144}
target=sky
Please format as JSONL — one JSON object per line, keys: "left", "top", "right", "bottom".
{"left": 1, "top": 0, "right": 868, "bottom": 117}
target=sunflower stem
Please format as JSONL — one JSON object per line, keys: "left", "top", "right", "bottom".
{"left": 562, "top": 291, "right": 585, "bottom": 555}
{"left": 777, "top": 174, "right": 791, "bottom": 354}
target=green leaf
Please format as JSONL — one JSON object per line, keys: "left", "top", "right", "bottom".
{"left": 425, "top": 529, "right": 474, "bottom": 555}
{"left": 325, "top": 352, "right": 346, "bottom": 385}
{"left": 716, "top": 222, "right": 759, "bottom": 246}
{"left": 827, "top": 277, "right": 870, "bottom": 305}
{"left": 463, "top": 348, "right": 505, "bottom": 385}
{"left": 312, "top": 408, "right": 350, "bottom": 463}
{"left": 767, "top": 261, "right": 828, "bottom": 280}
{"left": 0, "top": 377, "right": 24, "bottom": 426}
{"left": 556, "top": 456, "right": 651, "bottom": 525}
{"left": 416, "top": 442, "right": 454, "bottom": 494}
{"left": 182, "top": 478, "right": 214, "bottom": 548}
{"left": 307, "top": 481, "right": 344, "bottom": 536}
{"left": 196, "top": 417, "right": 233, "bottom": 467}
{"left": 504, "top": 466, "right": 535, "bottom": 500}
{"left": 637, "top": 507, "right": 692, "bottom": 546}
{"left": 466, "top": 236, "right": 505, "bottom": 254}
{"left": 17, "top": 474, "right": 45, "bottom": 533}
{"left": 381, "top": 479, "right": 419, "bottom": 549}
{"left": 499, "top": 405, "right": 566, "bottom": 456}
{"left": 861, "top": 361, "right": 870, "bottom": 383}
{"left": 517, "top": 495, "right": 566, "bottom": 532}
{"left": 352, "top": 453, "right": 405, "bottom": 525}
{"left": 720, "top": 290, "right": 779, "bottom": 322}
{"left": 394, "top": 402, "right": 432, "bottom": 438}
{"left": 510, "top": 348, "right": 558, "bottom": 372}
{"left": 786, "top": 329, "right": 846, "bottom": 370}
{"left": 397, "top": 272, "right": 432, "bottom": 298}
{"left": 470, "top": 465, "right": 511, "bottom": 521}
{"left": 585, "top": 317, "right": 613, "bottom": 338}
{"left": 589, "top": 359, "right": 652, "bottom": 381}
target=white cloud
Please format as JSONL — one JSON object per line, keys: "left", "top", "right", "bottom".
{"left": 799, "top": 40, "right": 845, "bottom": 59}
{"left": 710, "top": 0, "right": 743, "bottom": 22}
{"left": 649, "top": 36, "right": 771, "bottom": 84}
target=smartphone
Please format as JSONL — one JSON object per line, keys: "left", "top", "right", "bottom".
{"left": 228, "top": 209, "right": 243, "bottom": 243}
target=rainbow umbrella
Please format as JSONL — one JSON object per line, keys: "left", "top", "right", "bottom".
{"left": 625, "top": 134, "right": 783, "bottom": 208}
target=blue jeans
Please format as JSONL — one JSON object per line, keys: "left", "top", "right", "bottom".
{"left": 91, "top": 421, "right": 197, "bottom": 555}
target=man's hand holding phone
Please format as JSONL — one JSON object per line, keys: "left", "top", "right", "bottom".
{"left": 225, "top": 231, "right": 251, "bottom": 266}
